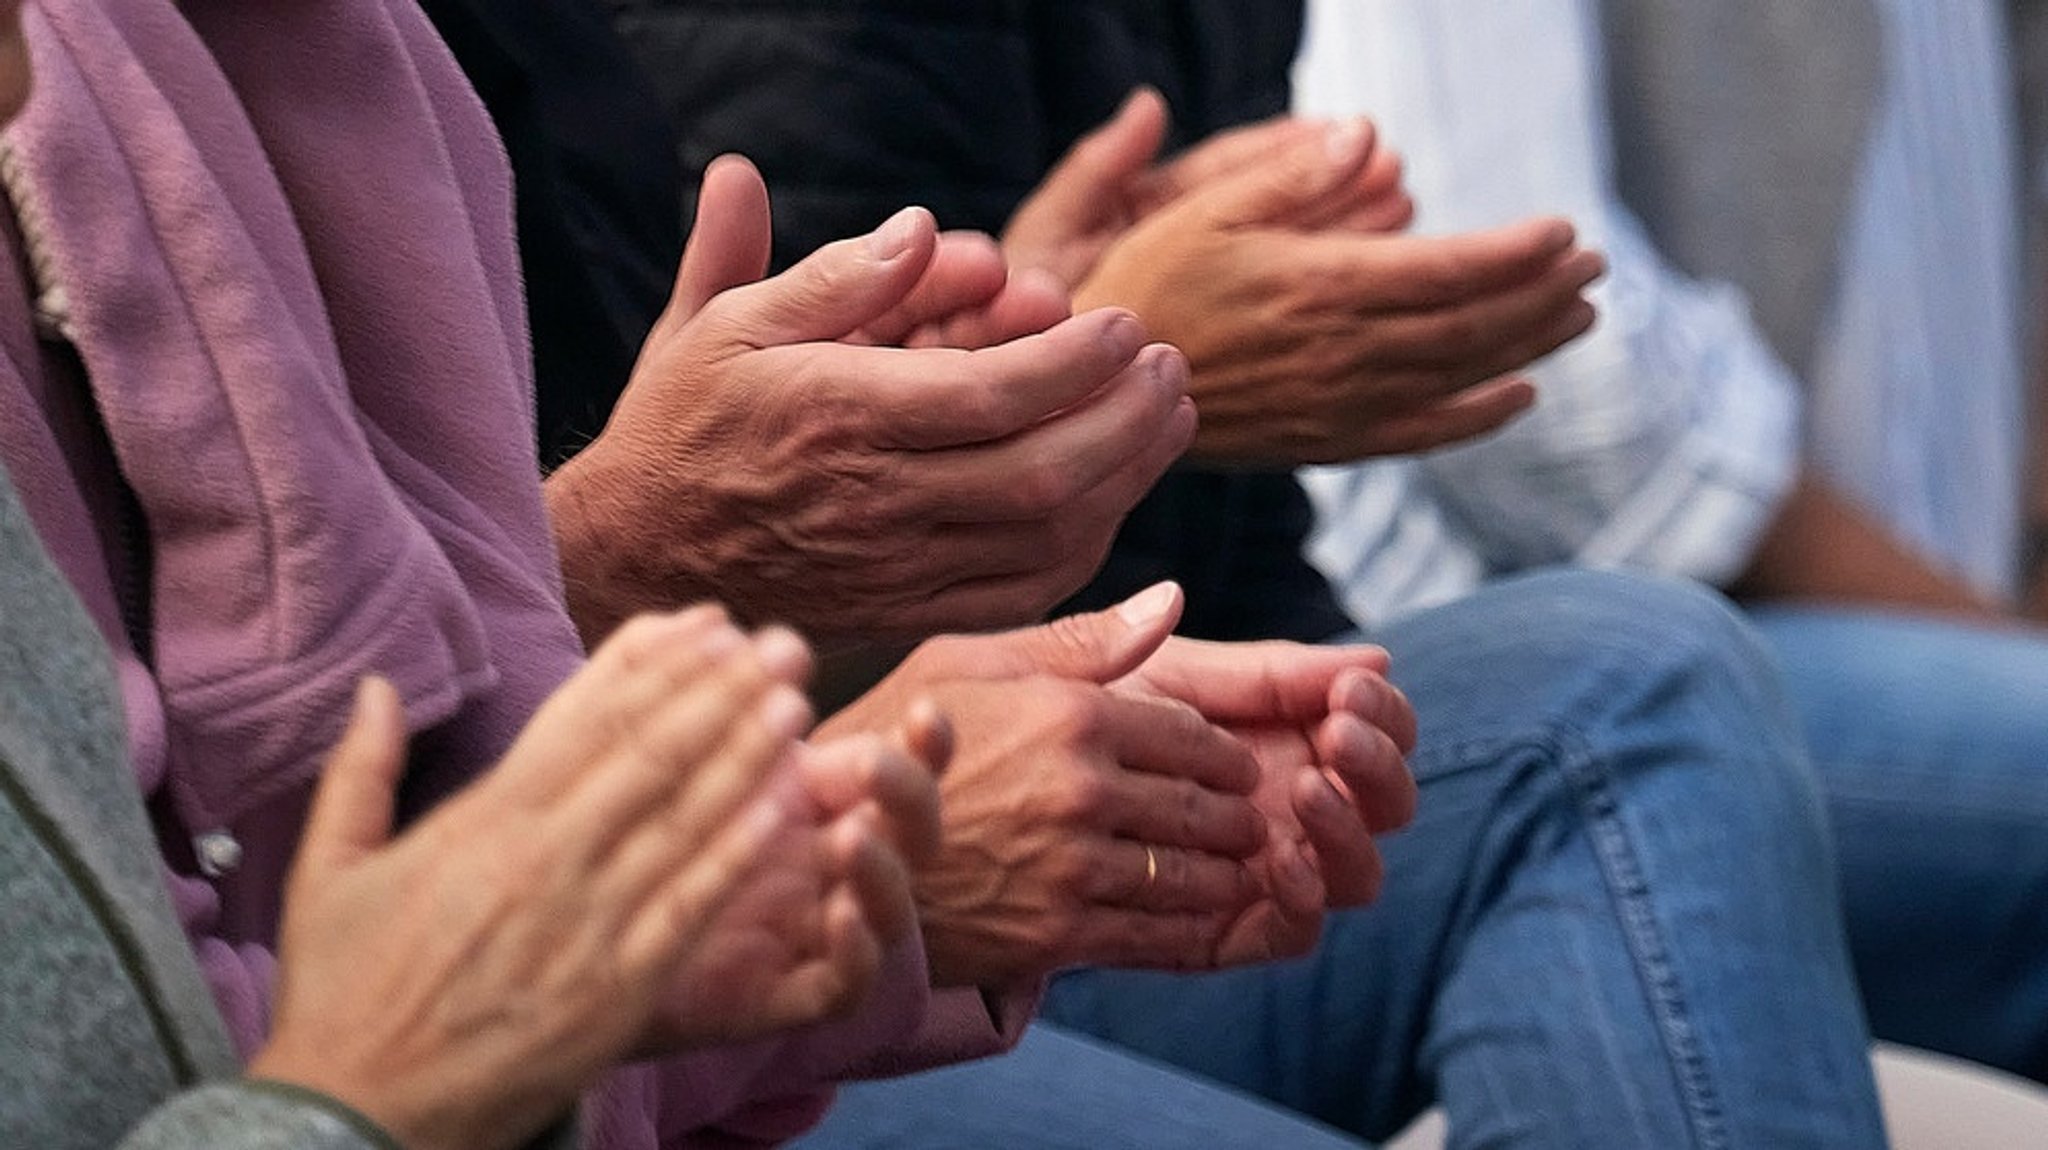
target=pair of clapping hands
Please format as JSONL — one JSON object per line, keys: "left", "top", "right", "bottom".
{"left": 256, "top": 91, "right": 1600, "bottom": 1150}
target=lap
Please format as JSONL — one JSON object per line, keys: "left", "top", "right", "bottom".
{"left": 788, "top": 1023, "right": 1368, "bottom": 1150}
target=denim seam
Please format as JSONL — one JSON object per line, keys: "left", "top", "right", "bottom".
{"left": 1416, "top": 726, "right": 1736, "bottom": 1150}
{"left": 1549, "top": 723, "right": 1731, "bottom": 1150}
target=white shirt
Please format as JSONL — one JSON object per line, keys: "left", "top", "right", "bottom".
{"left": 1292, "top": 0, "right": 2025, "bottom": 625}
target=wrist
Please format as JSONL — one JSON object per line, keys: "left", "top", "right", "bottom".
{"left": 545, "top": 442, "right": 718, "bottom": 649}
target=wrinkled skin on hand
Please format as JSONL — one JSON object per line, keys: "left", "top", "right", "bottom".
{"left": 249, "top": 609, "right": 942, "bottom": 1150}
{"left": 547, "top": 157, "right": 1194, "bottom": 649}
{"left": 1007, "top": 87, "right": 1605, "bottom": 466}
{"left": 821, "top": 583, "right": 1418, "bottom": 989}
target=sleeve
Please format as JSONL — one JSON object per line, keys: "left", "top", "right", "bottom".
{"left": 119, "top": 1083, "right": 580, "bottom": 1150}
{"left": 1293, "top": 0, "right": 1801, "bottom": 594}
{"left": 116, "top": 1082, "right": 404, "bottom": 1150}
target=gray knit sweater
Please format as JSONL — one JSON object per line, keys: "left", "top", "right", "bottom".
{"left": 0, "top": 461, "right": 400, "bottom": 1150}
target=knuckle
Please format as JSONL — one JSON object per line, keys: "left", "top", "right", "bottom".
{"left": 604, "top": 614, "right": 676, "bottom": 674}
{"left": 1005, "top": 461, "right": 1083, "bottom": 517}
{"left": 1049, "top": 767, "right": 1109, "bottom": 823}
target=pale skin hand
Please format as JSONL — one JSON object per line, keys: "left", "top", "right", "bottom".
{"left": 820, "top": 583, "right": 1419, "bottom": 987}
{"left": 1007, "top": 87, "right": 1605, "bottom": 466}
{"left": 547, "top": 155, "right": 1194, "bottom": 650}
{"left": 247, "top": 608, "right": 939, "bottom": 1150}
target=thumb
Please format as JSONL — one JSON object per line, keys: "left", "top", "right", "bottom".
{"left": 1000, "top": 581, "right": 1184, "bottom": 684}
{"left": 669, "top": 154, "right": 777, "bottom": 320}
{"left": 703, "top": 205, "right": 939, "bottom": 346}
{"left": 1186, "top": 117, "right": 1376, "bottom": 230}
{"left": 296, "top": 677, "right": 408, "bottom": 877}
{"left": 1033, "top": 87, "right": 1171, "bottom": 222}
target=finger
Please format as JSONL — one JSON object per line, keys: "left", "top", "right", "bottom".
{"left": 576, "top": 671, "right": 809, "bottom": 909}
{"left": 1181, "top": 118, "right": 1378, "bottom": 230}
{"left": 903, "top": 267, "right": 1073, "bottom": 351}
{"left": 1119, "top": 637, "right": 1390, "bottom": 726}
{"left": 700, "top": 205, "right": 939, "bottom": 346}
{"left": 771, "top": 884, "right": 886, "bottom": 1024}
{"left": 907, "top": 344, "right": 1187, "bottom": 522}
{"left": 615, "top": 789, "right": 795, "bottom": 975}
{"left": 1331, "top": 666, "right": 1418, "bottom": 755}
{"left": 1098, "top": 689, "right": 1263, "bottom": 796}
{"left": 296, "top": 677, "right": 409, "bottom": 876}
{"left": 853, "top": 230, "right": 1011, "bottom": 347}
{"left": 670, "top": 155, "right": 776, "bottom": 320}
{"left": 663, "top": 680, "right": 813, "bottom": 852}
{"left": 867, "top": 397, "right": 1193, "bottom": 636}
{"left": 800, "top": 736, "right": 944, "bottom": 863}
{"left": 1301, "top": 143, "right": 1410, "bottom": 233}
{"left": 1100, "top": 765, "right": 1267, "bottom": 858}
{"left": 1068, "top": 908, "right": 1227, "bottom": 971}
{"left": 831, "top": 816, "right": 921, "bottom": 942}
{"left": 1306, "top": 217, "right": 1580, "bottom": 311}
{"left": 1316, "top": 711, "right": 1417, "bottom": 835}
{"left": 1293, "top": 769, "right": 1385, "bottom": 907}
{"left": 1021, "top": 86, "right": 1170, "bottom": 226}
{"left": 1088, "top": 839, "right": 1261, "bottom": 912}
{"left": 1133, "top": 116, "right": 1321, "bottom": 211}
{"left": 493, "top": 607, "right": 733, "bottom": 806}
{"left": 980, "top": 581, "right": 1185, "bottom": 687}
{"left": 834, "top": 306, "right": 1150, "bottom": 449}
{"left": 1358, "top": 249, "right": 1604, "bottom": 373}
{"left": 1267, "top": 831, "right": 1328, "bottom": 918}
{"left": 554, "top": 624, "right": 795, "bottom": 848}
{"left": 896, "top": 696, "right": 955, "bottom": 780}
{"left": 1348, "top": 376, "right": 1538, "bottom": 459}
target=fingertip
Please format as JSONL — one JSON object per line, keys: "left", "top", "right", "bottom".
{"left": 1532, "top": 215, "right": 1577, "bottom": 250}
{"left": 758, "top": 684, "right": 815, "bottom": 743}
{"left": 1141, "top": 342, "right": 1191, "bottom": 397}
{"left": 903, "top": 696, "right": 955, "bottom": 775}
{"left": 1112, "top": 580, "right": 1184, "bottom": 631}
{"left": 1082, "top": 306, "right": 1149, "bottom": 361}
{"left": 1322, "top": 117, "right": 1375, "bottom": 169}
{"left": 868, "top": 205, "right": 937, "bottom": 265}
{"left": 752, "top": 625, "right": 815, "bottom": 684}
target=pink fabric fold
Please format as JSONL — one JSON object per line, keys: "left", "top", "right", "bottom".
{"left": 0, "top": 0, "right": 1012, "bottom": 1143}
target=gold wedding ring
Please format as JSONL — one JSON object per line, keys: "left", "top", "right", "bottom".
{"left": 1144, "top": 845, "right": 1159, "bottom": 887}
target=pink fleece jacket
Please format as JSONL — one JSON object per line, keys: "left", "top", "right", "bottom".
{"left": 0, "top": 0, "right": 1021, "bottom": 1144}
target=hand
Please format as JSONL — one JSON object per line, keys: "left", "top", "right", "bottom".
{"left": 824, "top": 583, "right": 1374, "bottom": 986}
{"left": 547, "top": 156, "right": 1193, "bottom": 648}
{"left": 649, "top": 711, "right": 949, "bottom": 1046}
{"left": 1114, "top": 635, "right": 1419, "bottom": 960}
{"left": 249, "top": 610, "right": 905, "bottom": 1150}
{"left": 1019, "top": 93, "right": 1603, "bottom": 465}
{"left": 1003, "top": 88, "right": 1412, "bottom": 290}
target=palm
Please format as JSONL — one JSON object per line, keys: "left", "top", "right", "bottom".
{"left": 1203, "top": 724, "right": 1328, "bottom": 965}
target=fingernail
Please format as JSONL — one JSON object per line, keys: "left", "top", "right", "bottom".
{"left": 1115, "top": 581, "right": 1181, "bottom": 628}
{"left": 1099, "top": 310, "right": 1146, "bottom": 358}
{"left": 868, "top": 206, "right": 926, "bottom": 262}
{"left": 1147, "top": 345, "right": 1190, "bottom": 393}
{"left": 1324, "top": 118, "right": 1372, "bottom": 167}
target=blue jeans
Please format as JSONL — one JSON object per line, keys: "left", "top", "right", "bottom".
{"left": 796, "top": 572, "right": 1887, "bottom": 1148}
{"left": 1746, "top": 607, "right": 2048, "bottom": 1081}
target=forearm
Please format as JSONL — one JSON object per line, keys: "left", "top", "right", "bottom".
{"left": 1728, "top": 471, "right": 2004, "bottom": 621}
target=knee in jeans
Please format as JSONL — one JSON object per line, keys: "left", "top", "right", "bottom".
{"left": 1527, "top": 571, "right": 1827, "bottom": 840}
{"left": 1470, "top": 571, "right": 1824, "bottom": 830}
